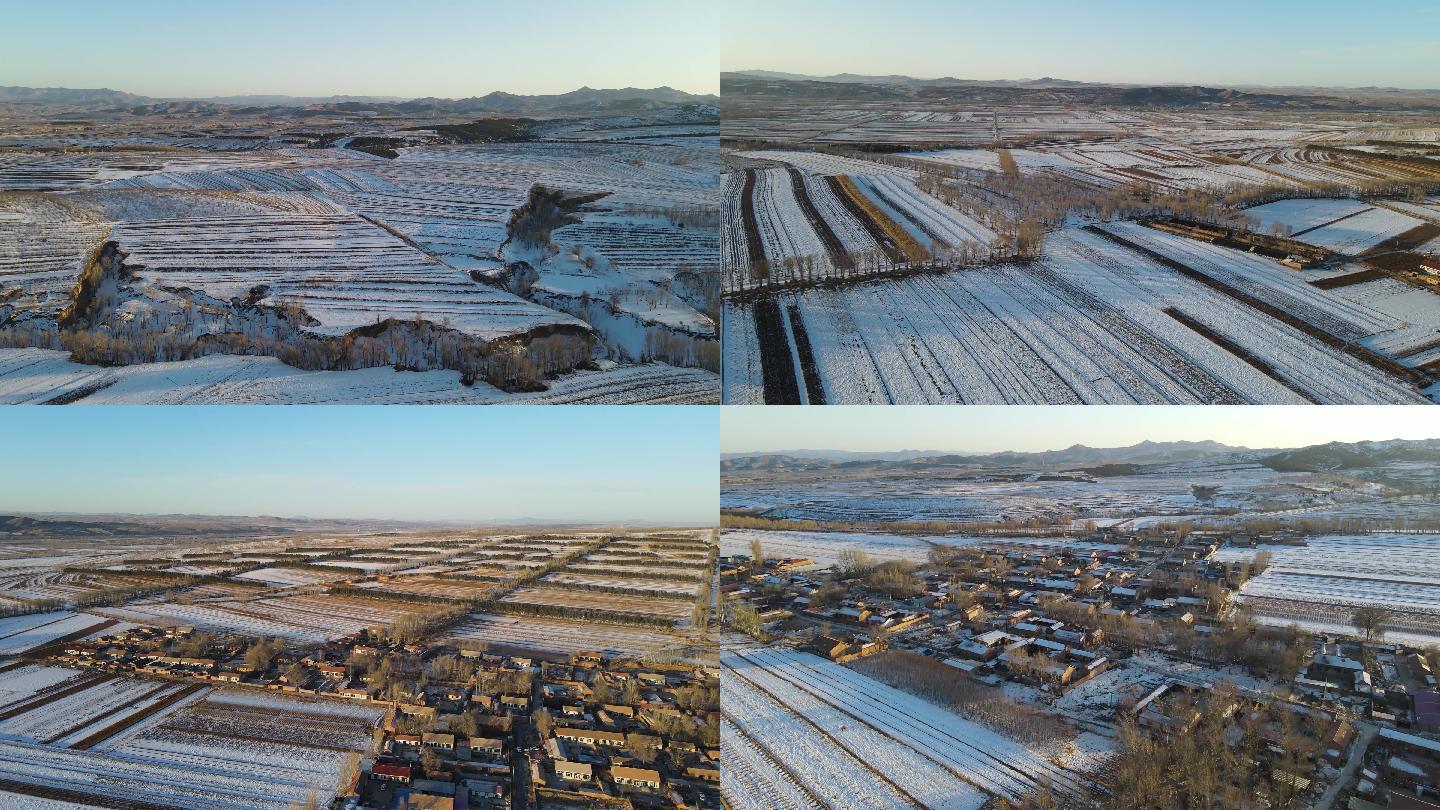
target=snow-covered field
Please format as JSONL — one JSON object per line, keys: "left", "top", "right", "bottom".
{"left": 725, "top": 458, "right": 1334, "bottom": 526}
{"left": 725, "top": 222, "right": 1434, "bottom": 404}
{"left": 1, "top": 128, "right": 719, "bottom": 403}
{"left": 232, "top": 567, "right": 348, "bottom": 586}
{"left": 97, "top": 592, "right": 412, "bottom": 642}
{"left": 0, "top": 348, "right": 718, "bottom": 405}
{"left": 446, "top": 613, "right": 692, "bottom": 658}
{"left": 0, "top": 612, "right": 110, "bottom": 655}
{"left": 0, "top": 682, "right": 382, "bottom": 810}
{"left": 1241, "top": 198, "right": 1373, "bottom": 236}
{"left": 540, "top": 572, "right": 699, "bottom": 596}
{"left": 719, "top": 529, "right": 946, "bottom": 568}
{"left": 911, "top": 138, "right": 1284, "bottom": 193}
{"left": 1299, "top": 207, "right": 1425, "bottom": 254}
{"left": 723, "top": 641, "right": 1101, "bottom": 807}
{"left": 1213, "top": 534, "right": 1440, "bottom": 642}
{"left": 721, "top": 718, "right": 821, "bottom": 810}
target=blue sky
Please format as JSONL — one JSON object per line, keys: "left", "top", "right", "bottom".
{"left": 723, "top": 0, "right": 1440, "bottom": 89}
{"left": 0, "top": 407, "right": 717, "bottom": 524}
{"left": 722, "top": 406, "right": 1440, "bottom": 454}
{"left": 1, "top": 0, "right": 717, "bottom": 98}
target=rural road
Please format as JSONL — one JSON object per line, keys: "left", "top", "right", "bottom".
{"left": 1310, "top": 720, "right": 1377, "bottom": 810}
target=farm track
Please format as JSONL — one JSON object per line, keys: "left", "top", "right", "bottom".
{"left": 863, "top": 178, "right": 947, "bottom": 248}
{"left": 785, "top": 168, "right": 851, "bottom": 270}
{"left": 838, "top": 175, "right": 928, "bottom": 262}
{"left": 69, "top": 683, "right": 208, "bottom": 751}
{"left": 1162, "top": 307, "right": 1322, "bottom": 403}
{"left": 1088, "top": 224, "right": 1433, "bottom": 390}
{"left": 1312, "top": 267, "right": 1388, "bottom": 289}
{"left": 1361, "top": 221, "right": 1440, "bottom": 256}
{"left": 41, "top": 376, "right": 118, "bottom": 405}
{"left": 1398, "top": 333, "right": 1440, "bottom": 361}
{"left": 752, "top": 298, "right": 802, "bottom": 404}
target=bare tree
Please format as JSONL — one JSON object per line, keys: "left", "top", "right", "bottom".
{"left": 1352, "top": 604, "right": 1392, "bottom": 642}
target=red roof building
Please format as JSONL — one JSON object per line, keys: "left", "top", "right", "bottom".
{"left": 371, "top": 763, "right": 412, "bottom": 783}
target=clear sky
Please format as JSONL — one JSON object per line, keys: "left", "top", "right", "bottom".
{"left": 722, "top": 406, "right": 1440, "bottom": 454}
{"left": 723, "top": 0, "right": 1440, "bottom": 90}
{"left": 0, "top": 407, "right": 717, "bottom": 524}
{"left": 1, "top": 0, "right": 718, "bottom": 98}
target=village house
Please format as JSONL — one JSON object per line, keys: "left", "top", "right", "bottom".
{"left": 422, "top": 732, "right": 456, "bottom": 750}
{"left": 371, "top": 763, "right": 413, "bottom": 784}
{"left": 554, "top": 760, "right": 593, "bottom": 782}
{"left": 611, "top": 765, "right": 662, "bottom": 791}
{"left": 467, "top": 737, "right": 505, "bottom": 759}
{"left": 556, "top": 727, "right": 627, "bottom": 748}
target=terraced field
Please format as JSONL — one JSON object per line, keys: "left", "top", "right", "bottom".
{"left": 0, "top": 348, "right": 718, "bottom": 405}
{"left": 0, "top": 120, "right": 719, "bottom": 402}
{"left": 111, "top": 213, "right": 580, "bottom": 340}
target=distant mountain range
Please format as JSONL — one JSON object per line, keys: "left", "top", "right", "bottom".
{"left": 1258, "top": 438, "right": 1440, "bottom": 472}
{"left": 722, "top": 440, "right": 1253, "bottom": 472}
{"left": 0, "top": 85, "right": 719, "bottom": 117}
{"left": 724, "top": 437, "right": 1440, "bottom": 474}
{"left": 721, "top": 71, "right": 1440, "bottom": 109}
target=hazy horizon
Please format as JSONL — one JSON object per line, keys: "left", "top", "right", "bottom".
{"left": 2, "top": 0, "right": 718, "bottom": 99}
{"left": 722, "top": 406, "right": 1440, "bottom": 454}
{"left": 0, "top": 407, "right": 718, "bottom": 524}
{"left": 725, "top": 68, "right": 1440, "bottom": 94}
{"left": 0, "top": 82, "right": 713, "bottom": 102}
{"left": 722, "top": 0, "right": 1440, "bottom": 91}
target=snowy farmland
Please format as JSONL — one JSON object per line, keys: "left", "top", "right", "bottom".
{"left": 722, "top": 95, "right": 1440, "bottom": 405}
{"left": 1212, "top": 534, "right": 1440, "bottom": 644}
{"left": 0, "top": 613, "right": 114, "bottom": 656}
{"left": 724, "top": 456, "right": 1350, "bottom": 526}
{"left": 0, "top": 672, "right": 381, "bottom": 810}
{"left": 0, "top": 348, "right": 718, "bottom": 405}
{"left": 722, "top": 641, "right": 1103, "bottom": 808}
{"left": 446, "top": 613, "right": 700, "bottom": 659}
{"left": 0, "top": 107, "right": 719, "bottom": 403}
{"left": 720, "top": 529, "right": 944, "bottom": 568}
{"left": 97, "top": 591, "right": 416, "bottom": 642}
{"left": 724, "top": 224, "right": 1438, "bottom": 404}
